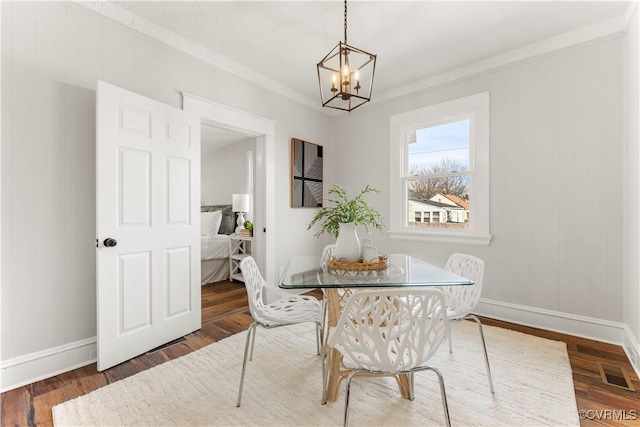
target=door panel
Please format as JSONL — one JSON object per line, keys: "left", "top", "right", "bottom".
{"left": 166, "top": 118, "right": 192, "bottom": 146}
{"left": 119, "top": 252, "right": 152, "bottom": 332}
{"left": 118, "top": 105, "right": 151, "bottom": 137}
{"left": 119, "top": 148, "right": 151, "bottom": 227}
{"left": 166, "top": 246, "right": 191, "bottom": 317}
{"left": 97, "top": 81, "right": 201, "bottom": 371}
{"left": 166, "top": 156, "right": 191, "bottom": 225}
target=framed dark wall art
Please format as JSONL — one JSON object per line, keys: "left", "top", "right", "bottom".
{"left": 291, "top": 138, "right": 323, "bottom": 207}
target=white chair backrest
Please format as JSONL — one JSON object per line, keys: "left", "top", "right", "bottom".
{"left": 321, "top": 244, "right": 336, "bottom": 262}
{"left": 328, "top": 289, "right": 448, "bottom": 372}
{"left": 240, "top": 256, "right": 270, "bottom": 324}
{"left": 443, "top": 253, "right": 484, "bottom": 317}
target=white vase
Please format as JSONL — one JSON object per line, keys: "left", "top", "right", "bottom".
{"left": 334, "top": 222, "right": 361, "bottom": 261}
{"left": 362, "top": 245, "right": 379, "bottom": 263}
{"left": 360, "top": 238, "right": 373, "bottom": 258}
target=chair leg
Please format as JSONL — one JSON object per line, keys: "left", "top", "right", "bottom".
{"left": 319, "top": 297, "right": 327, "bottom": 355}
{"left": 425, "top": 367, "right": 451, "bottom": 427}
{"left": 409, "top": 372, "right": 415, "bottom": 401}
{"left": 322, "top": 296, "right": 328, "bottom": 335}
{"left": 448, "top": 322, "right": 453, "bottom": 353}
{"left": 248, "top": 324, "right": 257, "bottom": 361}
{"left": 343, "top": 371, "right": 360, "bottom": 427}
{"left": 316, "top": 322, "right": 327, "bottom": 405}
{"left": 236, "top": 323, "right": 257, "bottom": 407}
{"left": 467, "top": 314, "right": 495, "bottom": 394}
{"left": 320, "top": 299, "right": 329, "bottom": 405}
{"left": 321, "top": 341, "right": 331, "bottom": 405}
{"left": 315, "top": 322, "right": 322, "bottom": 355}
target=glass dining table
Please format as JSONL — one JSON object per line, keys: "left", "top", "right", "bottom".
{"left": 279, "top": 253, "right": 473, "bottom": 403}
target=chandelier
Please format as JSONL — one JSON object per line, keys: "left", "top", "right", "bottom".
{"left": 317, "top": 0, "right": 377, "bottom": 112}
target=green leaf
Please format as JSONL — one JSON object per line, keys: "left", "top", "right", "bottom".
{"left": 307, "top": 184, "right": 385, "bottom": 238}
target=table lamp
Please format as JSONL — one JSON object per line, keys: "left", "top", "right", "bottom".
{"left": 232, "top": 193, "right": 250, "bottom": 234}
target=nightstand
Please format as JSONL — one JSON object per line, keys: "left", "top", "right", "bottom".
{"left": 229, "top": 234, "right": 252, "bottom": 282}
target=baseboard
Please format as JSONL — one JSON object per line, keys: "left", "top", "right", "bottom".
{"left": 0, "top": 338, "right": 97, "bottom": 393}
{"left": 476, "top": 298, "right": 628, "bottom": 346}
{"left": 622, "top": 324, "right": 640, "bottom": 379}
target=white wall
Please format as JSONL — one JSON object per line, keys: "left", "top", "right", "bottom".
{"left": 0, "top": 1, "right": 331, "bottom": 390}
{"left": 623, "top": 5, "right": 640, "bottom": 371}
{"left": 201, "top": 139, "right": 253, "bottom": 218}
{"left": 332, "top": 36, "right": 626, "bottom": 334}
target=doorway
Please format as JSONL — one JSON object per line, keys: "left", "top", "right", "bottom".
{"left": 200, "top": 122, "right": 256, "bottom": 288}
{"left": 183, "top": 93, "right": 276, "bottom": 285}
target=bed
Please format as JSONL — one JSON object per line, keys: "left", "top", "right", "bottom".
{"left": 200, "top": 205, "right": 236, "bottom": 285}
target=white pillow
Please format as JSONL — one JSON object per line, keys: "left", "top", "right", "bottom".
{"left": 201, "top": 211, "right": 223, "bottom": 236}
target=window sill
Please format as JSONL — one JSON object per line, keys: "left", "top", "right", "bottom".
{"left": 388, "top": 230, "right": 492, "bottom": 246}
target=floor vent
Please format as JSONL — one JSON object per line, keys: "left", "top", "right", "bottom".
{"left": 147, "top": 337, "right": 187, "bottom": 353}
{"left": 597, "top": 362, "right": 636, "bottom": 391}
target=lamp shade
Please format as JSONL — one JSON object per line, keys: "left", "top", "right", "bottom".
{"left": 232, "top": 194, "right": 250, "bottom": 213}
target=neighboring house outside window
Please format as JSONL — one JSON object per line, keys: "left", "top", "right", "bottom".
{"left": 408, "top": 195, "right": 466, "bottom": 226}
{"left": 430, "top": 191, "right": 469, "bottom": 223}
{"left": 409, "top": 198, "right": 450, "bottom": 224}
{"left": 389, "top": 92, "right": 492, "bottom": 245}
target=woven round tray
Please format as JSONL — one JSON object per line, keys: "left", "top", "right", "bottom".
{"left": 327, "top": 254, "right": 388, "bottom": 272}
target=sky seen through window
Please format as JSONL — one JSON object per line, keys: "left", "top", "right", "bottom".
{"left": 408, "top": 119, "right": 470, "bottom": 171}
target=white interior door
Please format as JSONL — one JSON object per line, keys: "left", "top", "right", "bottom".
{"left": 96, "top": 81, "right": 201, "bottom": 371}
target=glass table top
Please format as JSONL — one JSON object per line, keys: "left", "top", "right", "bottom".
{"left": 279, "top": 254, "right": 473, "bottom": 289}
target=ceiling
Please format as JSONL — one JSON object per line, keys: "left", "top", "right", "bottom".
{"left": 111, "top": 1, "right": 632, "bottom": 112}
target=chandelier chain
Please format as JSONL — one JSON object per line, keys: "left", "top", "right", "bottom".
{"left": 344, "top": 0, "right": 348, "bottom": 44}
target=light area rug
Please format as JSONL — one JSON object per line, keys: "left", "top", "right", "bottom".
{"left": 53, "top": 321, "right": 579, "bottom": 426}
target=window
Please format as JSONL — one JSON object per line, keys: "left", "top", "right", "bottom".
{"left": 389, "top": 92, "right": 491, "bottom": 245}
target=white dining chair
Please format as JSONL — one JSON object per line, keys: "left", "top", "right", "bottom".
{"left": 321, "top": 244, "right": 336, "bottom": 261}
{"left": 327, "top": 288, "right": 451, "bottom": 427}
{"left": 320, "top": 244, "right": 337, "bottom": 321}
{"left": 236, "top": 256, "right": 324, "bottom": 407}
{"left": 443, "top": 253, "right": 495, "bottom": 393}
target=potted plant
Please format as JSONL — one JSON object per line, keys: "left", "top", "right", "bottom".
{"left": 308, "top": 184, "right": 384, "bottom": 261}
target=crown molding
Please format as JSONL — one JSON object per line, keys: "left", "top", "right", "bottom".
{"left": 75, "top": 1, "right": 326, "bottom": 114}
{"left": 372, "top": 14, "right": 627, "bottom": 105}
{"left": 77, "top": 2, "right": 627, "bottom": 117}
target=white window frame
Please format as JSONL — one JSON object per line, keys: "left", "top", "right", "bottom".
{"left": 389, "top": 92, "right": 492, "bottom": 246}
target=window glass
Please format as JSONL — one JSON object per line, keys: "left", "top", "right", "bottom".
{"left": 389, "top": 92, "right": 491, "bottom": 245}
{"left": 406, "top": 120, "right": 470, "bottom": 230}
{"left": 408, "top": 120, "right": 470, "bottom": 172}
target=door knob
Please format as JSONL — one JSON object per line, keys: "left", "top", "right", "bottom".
{"left": 103, "top": 238, "right": 118, "bottom": 247}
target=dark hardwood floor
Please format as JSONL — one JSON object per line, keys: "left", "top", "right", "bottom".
{"left": 1, "top": 280, "right": 638, "bottom": 426}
